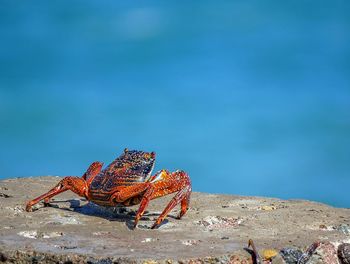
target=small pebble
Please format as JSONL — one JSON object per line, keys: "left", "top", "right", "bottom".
{"left": 263, "top": 249, "right": 278, "bottom": 260}
{"left": 143, "top": 260, "right": 158, "bottom": 264}
{"left": 141, "top": 238, "right": 154, "bottom": 243}
{"left": 338, "top": 243, "right": 350, "bottom": 264}
{"left": 259, "top": 205, "right": 277, "bottom": 211}
{"left": 181, "top": 240, "right": 198, "bottom": 246}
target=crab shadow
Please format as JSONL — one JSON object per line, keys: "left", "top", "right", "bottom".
{"left": 44, "top": 199, "right": 176, "bottom": 230}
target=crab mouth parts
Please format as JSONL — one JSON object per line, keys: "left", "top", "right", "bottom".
{"left": 144, "top": 160, "right": 155, "bottom": 182}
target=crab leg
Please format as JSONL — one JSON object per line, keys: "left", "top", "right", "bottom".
{"left": 25, "top": 177, "right": 88, "bottom": 212}
{"left": 133, "top": 186, "right": 155, "bottom": 227}
{"left": 43, "top": 186, "right": 68, "bottom": 204}
{"left": 178, "top": 191, "right": 191, "bottom": 219}
{"left": 43, "top": 161, "right": 103, "bottom": 205}
{"left": 151, "top": 185, "right": 191, "bottom": 229}
{"left": 133, "top": 170, "right": 191, "bottom": 228}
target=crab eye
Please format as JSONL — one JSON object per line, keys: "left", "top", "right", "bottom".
{"left": 124, "top": 148, "right": 128, "bottom": 153}
{"left": 151, "top": 152, "right": 156, "bottom": 158}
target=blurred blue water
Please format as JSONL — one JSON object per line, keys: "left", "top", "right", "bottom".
{"left": 0, "top": 1, "right": 349, "bottom": 207}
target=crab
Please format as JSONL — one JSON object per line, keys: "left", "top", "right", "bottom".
{"left": 25, "top": 149, "right": 192, "bottom": 229}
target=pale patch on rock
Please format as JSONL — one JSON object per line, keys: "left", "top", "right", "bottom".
{"left": 17, "top": 230, "right": 64, "bottom": 239}
{"left": 5, "top": 205, "right": 24, "bottom": 214}
{"left": 2, "top": 226, "right": 14, "bottom": 230}
{"left": 141, "top": 238, "right": 154, "bottom": 243}
{"left": 49, "top": 214, "right": 82, "bottom": 225}
{"left": 92, "top": 231, "right": 110, "bottom": 236}
{"left": 223, "top": 199, "right": 287, "bottom": 211}
{"left": 258, "top": 205, "right": 277, "bottom": 211}
{"left": 42, "top": 232, "right": 64, "bottom": 238}
{"left": 197, "top": 215, "right": 243, "bottom": 230}
{"left": 17, "top": 230, "right": 38, "bottom": 239}
{"left": 307, "top": 223, "right": 334, "bottom": 231}
{"left": 181, "top": 239, "right": 199, "bottom": 246}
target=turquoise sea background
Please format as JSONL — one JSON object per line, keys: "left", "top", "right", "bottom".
{"left": 0, "top": 1, "right": 349, "bottom": 207}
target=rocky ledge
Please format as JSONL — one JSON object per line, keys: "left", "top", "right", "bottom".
{"left": 0, "top": 176, "right": 349, "bottom": 264}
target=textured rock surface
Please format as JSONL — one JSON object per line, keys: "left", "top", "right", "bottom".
{"left": 338, "top": 243, "right": 350, "bottom": 264}
{"left": 0, "top": 176, "right": 349, "bottom": 263}
{"left": 304, "top": 242, "right": 339, "bottom": 264}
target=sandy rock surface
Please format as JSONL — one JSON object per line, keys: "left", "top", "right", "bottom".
{"left": 0, "top": 176, "right": 349, "bottom": 263}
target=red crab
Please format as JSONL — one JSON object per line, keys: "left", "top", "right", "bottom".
{"left": 25, "top": 149, "right": 192, "bottom": 229}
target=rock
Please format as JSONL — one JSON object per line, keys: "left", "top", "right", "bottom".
{"left": 337, "top": 224, "right": 350, "bottom": 235}
{"left": 280, "top": 248, "right": 303, "bottom": 264}
{"left": 303, "top": 242, "right": 339, "bottom": 264}
{"left": 1, "top": 176, "right": 350, "bottom": 263}
{"left": 338, "top": 243, "right": 350, "bottom": 264}
{"left": 295, "top": 242, "right": 320, "bottom": 264}
{"left": 271, "top": 254, "right": 287, "bottom": 264}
